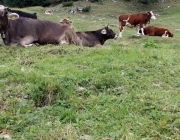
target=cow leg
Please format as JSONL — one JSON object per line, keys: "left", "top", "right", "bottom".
{"left": 140, "top": 28, "right": 145, "bottom": 35}
{"left": 119, "top": 26, "right": 124, "bottom": 38}
{"left": 118, "top": 21, "right": 126, "bottom": 38}
{"left": 137, "top": 24, "right": 145, "bottom": 35}
{"left": 136, "top": 27, "right": 140, "bottom": 35}
{"left": 162, "top": 31, "right": 167, "bottom": 38}
{"left": 19, "top": 36, "right": 36, "bottom": 48}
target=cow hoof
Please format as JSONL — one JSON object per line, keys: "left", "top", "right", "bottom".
{"left": 23, "top": 44, "right": 33, "bottom": 48}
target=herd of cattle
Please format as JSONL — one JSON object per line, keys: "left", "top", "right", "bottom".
{"left": 0, "top": 5, "right": 173, "bottom": 48}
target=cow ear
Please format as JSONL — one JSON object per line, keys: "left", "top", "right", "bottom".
{"left": 0, "top": 5, "right": 5, "bottom": 10}
{"left": 101, "top": 29, "right": 107, "bottom": 34}
{"left": 7, "top": 13, "right": 19, "bottom": 20}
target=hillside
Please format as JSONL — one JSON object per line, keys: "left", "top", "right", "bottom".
{"left": 0, "top": 0, "right": 180, "bottom": 139}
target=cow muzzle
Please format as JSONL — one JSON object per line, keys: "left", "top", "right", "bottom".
{"left": 114, "top": 34, "right": 119, "bottom": 39}
{"left": 151, "top": 15, "right": 156, "bottom": 20}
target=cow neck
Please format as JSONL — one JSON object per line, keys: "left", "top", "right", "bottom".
{"left": 1, "top": 15, "right": 9, "bottom": 35}
{"left": 147, "top": 13, "right": 151, "bottom": 24}
{"left": 94, "top": 29, "right": 106, "bottom": 45}
{"left": 2, "top": 18, "right": 11, "bottom": 39}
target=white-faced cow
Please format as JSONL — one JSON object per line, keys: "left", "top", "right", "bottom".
{"left": 72, "top": 26, "right": 118, "bottom": 47}
{"left": 0, "top": 6, "right": 74, "bottom": 47}
{"left": 138, "top": 26, "right": 173, "bottom": 38}
{"left": 118, "top": 11, "right": 156, "bottom": 38}
{"left": 7, "top": 8, "right": 37, "bottom": 19}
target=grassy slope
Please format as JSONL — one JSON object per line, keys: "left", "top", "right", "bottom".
{"left": 0, "top": 0, "right": 180, "bottom": 139}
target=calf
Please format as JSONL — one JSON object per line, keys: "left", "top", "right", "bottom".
{"left": 118, "top": 11, "right": 156, "bottom": 38}
{"left": 7, "top": 8, "right": 37, "bottom": 19}
{"left": 0, "top": 6, "right": 75, "bottom": 47}
{"left": 139, "top": 26, "right": 173, "bottom": 37}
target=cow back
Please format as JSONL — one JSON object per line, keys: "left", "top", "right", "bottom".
{"left": 8, "top": 9, "right": 37, "bottom": 19}
{"left": 119, "top": 13, "right": 150, "bottom": 27}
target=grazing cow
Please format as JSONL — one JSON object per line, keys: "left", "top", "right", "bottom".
{"left": 7, "top": 8, "right": 37, "bottom": 19}
{"left": 118, "top": 11, "right": 156, "bottom": 38}
{"left": 45, "top": 9, "right": 53, "bottom": 15}
{"left": 0, "top": 6, "right": 75, "bottom": 47}
{"left": 65, "top": 26, "right": 118, "bottom": 47}
{"left": 138, "top": 26, "right": 173, "bottom": 37}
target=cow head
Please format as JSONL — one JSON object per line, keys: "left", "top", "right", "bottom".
{"left": 162, "top": 30, "right": 174, "bottom": 38}
{"left": 59, "top": 18, "right": 74, "bottom": 30}
{"left": 0, "top": 5, "right": 19, "bottom": 33}
{"left": 168, "top": 31, "right": 173, "bottom": 37}
{"left": 147, "top": 11, "right": 156, "bottom": 20}
{"left": 60, "top": 18, "right": 72, "bottom": 24}
{"left": 101, "top": 25, "right": 118, "bottom": 39}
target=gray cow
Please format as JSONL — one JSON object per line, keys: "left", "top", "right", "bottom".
{"left": 0, "top": 5, "right": 73, "bottom": 47}
{"left": 75, "top": 26, "right": 118, "bottom": 47}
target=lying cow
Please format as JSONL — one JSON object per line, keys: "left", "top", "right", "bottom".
{"left": 0, "top": 6, "right": 74, "bottom": 47}
{"left": 138, "top": 26, "right": 173, "bottom": 37}
{"left": 75, "top": 26, "right": 118, "bottom": 47}
{"left": 118, "top": 11, "right": 156, "bottom": 38}
{"left": 7, "top": 8, "right": 37, "bottom": 19}
{"left": 63, "top": 25, "right": 118, "bottom": 47}
{"left": 45, "top": 9, "right": 53, "bottom": 15}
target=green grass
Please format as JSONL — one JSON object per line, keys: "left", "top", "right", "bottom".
{"left": 0, "top": 0, "right": 180, "bottom": 139}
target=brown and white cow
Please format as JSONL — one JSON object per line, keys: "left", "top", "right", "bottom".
{"left": 0, "top": 6, "right": 74, "bottom": 47}
{"left": 68, "top": 26, "right": 118, "bottom": 47}
{"left": 118, "top": 11, "right": 156, "bottom": 38}
{"left": 45, "top": 9, "right": 53, "bottom": 15}
{"left": 138, "top": 26, "right": 173, "bottom": 37}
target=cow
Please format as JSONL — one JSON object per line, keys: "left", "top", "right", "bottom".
{"left": 45, "top": 9, "right": 53, "bottom": 15}
{"left": 64, "top": 25, "right": 118, "bottom": 47}
{"left": 118, "top": 11, "right": 156, "bottom": 38}
{"left": 138, "top": 26, "right": 173, "bottom": 37}
{"left": 57, "top": 19, "right": 118, "bottom": 47}
{"left": 7, "top": 8, "right": 37, "bottom": 19}
{"left": 59, "top": 18, "right": 74, "bottom": 30}
{"left": 0, "top": 6, "right": 75, "bottom": 48}
{"left": 0, "top": 7, "right": 37, "bottom": 45}
{"left": 58, "top": 18, "right": 77, "bottom": 44}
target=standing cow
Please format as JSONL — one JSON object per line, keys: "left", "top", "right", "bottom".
{"left": 0, "top": 6, "right": 74, "bottom": 47}
{"left": 138, "top": 26, "right": 173, "bottom": 37}
{"left": 118, "top": 11, "right": 156, "bottom": 38}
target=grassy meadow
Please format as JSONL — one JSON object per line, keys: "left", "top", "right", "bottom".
{"left": 0, "top": 0, "right": 180, "bottom": 139}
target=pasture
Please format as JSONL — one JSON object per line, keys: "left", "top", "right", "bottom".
{"left": 0, "top": 0, "right": 180, "bottom": 139}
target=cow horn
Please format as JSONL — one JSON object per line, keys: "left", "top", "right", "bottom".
{"left": 107, "top": 24, "right": 109, "bottom": 28}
